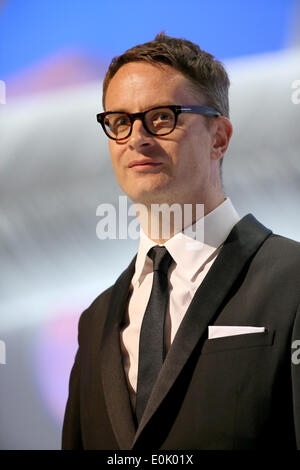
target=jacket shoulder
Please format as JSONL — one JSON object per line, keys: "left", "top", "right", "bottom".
{"left": 77, "top": 285, "right": 114, "bottom": 343}
{"left": 262, "top": 233, "right": 300, "bottom": 258}
{"left": 76, "top": 253, "right": 136, "bottom": 341}
{"left": 252, "top": 232, "right": 300, "bottom": 282}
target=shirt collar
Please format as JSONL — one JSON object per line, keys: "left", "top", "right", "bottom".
{"left": 132, "top": 197, "right": 240, "bottom": 286}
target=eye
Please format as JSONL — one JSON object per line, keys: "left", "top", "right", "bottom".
{"left": 159, "top": 112, "right": 171, "bottom": 121}
{"left": 115, "top": 116, "right": 128, "bottom": 126}
{"left": 148, "top": 109, "right": 175, "bottom": 131}
{"left": 106, "top": 114, "right": 130, "bottom": 135}
{"left": 153, "top": 112, "right": 172, "bottom": 122}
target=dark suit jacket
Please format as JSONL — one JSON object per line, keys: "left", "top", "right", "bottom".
{"left": 61, "top": 214, "right": 300, "bottom": 449}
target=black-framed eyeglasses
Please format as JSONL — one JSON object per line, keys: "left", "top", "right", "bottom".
{"left": 96, "top": 105, "right": 222, "bottom": 141}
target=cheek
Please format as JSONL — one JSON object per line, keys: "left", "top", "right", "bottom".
{"left": 173, "top": 133, "right": 198, "bottom": 163}
{"left": 108, "top": 140, "right": 116, "bottom": 157}
{"left": 176, "top": 133, "right": 211, "bottom": 175}
{"left": 108, "top": 144, "right": 122, "bottom": 169}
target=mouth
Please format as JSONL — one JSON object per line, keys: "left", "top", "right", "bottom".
{"left": 128, "top": 159, "right": 163, "bottom": 171}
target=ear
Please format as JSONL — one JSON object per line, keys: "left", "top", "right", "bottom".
{"left": 210, "top": 117, "right": 233, "bottom": 161}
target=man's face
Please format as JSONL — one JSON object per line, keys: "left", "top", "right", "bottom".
{"left": 105, "top": 61, "right": 224, "bottom": 209}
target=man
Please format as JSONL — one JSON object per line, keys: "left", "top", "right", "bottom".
{"left": 62, "top": 33, "right": 300, "bottom": 450}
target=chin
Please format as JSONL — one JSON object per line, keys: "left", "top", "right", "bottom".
{"left": 131, "top": 189, "right": 175, "bottom": 207}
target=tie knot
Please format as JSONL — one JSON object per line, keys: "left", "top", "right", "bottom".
{"left": 148, "top": 245, "right": 173, "bottom": 275}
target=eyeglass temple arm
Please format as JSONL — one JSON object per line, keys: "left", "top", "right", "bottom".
{"left": 179, "top": 105, "right": 222, "bottom": 117}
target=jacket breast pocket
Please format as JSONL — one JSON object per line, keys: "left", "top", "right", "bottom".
{"left": 201, "top": 329, "right": 275, "bottom": 354}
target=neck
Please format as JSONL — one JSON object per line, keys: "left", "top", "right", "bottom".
{"left": 135, "top": 196, "right": 226, "bottom": 244}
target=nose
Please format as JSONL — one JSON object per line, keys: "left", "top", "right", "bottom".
{"left": 128, "top": 118, "right": 153, "bottom": 150}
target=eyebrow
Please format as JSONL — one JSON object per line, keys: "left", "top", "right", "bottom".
{"left": 105, "top": 103, "right": 176, "bottom": 113}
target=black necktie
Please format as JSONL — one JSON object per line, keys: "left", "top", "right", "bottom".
{"left": 135, "top": 245, "right": 173, "bottom": 424}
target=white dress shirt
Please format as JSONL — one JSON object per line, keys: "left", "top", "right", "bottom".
{"left": 119, "top": 197, "right": 240, "bottom": 410}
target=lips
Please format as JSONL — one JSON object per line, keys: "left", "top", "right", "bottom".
{"left": 128, "top": 159, "right": 163, "bottom": 168}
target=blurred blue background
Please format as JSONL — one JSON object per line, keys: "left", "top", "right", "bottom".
{"left": 0, "top": 0, "right": 298, "bottom": 79}
{"left": 0, "top": 0, "right": 299, "bottom": 449}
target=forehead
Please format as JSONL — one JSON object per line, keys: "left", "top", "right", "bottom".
{"left": 105, "top": 62, "right": 201, "bottom": 111}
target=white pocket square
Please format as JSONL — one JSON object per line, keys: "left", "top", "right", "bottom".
{"left": 208, "top": 326, "right": 266, "bottom": 339}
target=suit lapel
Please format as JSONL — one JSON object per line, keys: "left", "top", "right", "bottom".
{"left": 100, "top": 254, "right": 137, "bottom": 450}
{"left": 132, "top": 214, "right": 272, "bottom": 448}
